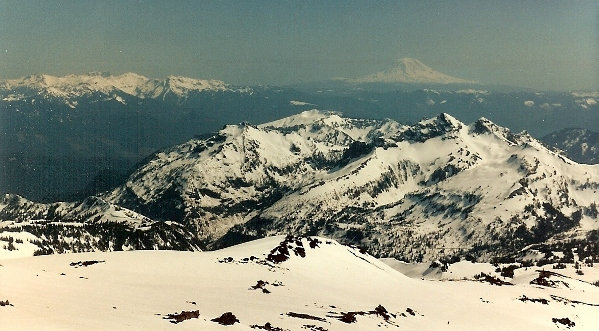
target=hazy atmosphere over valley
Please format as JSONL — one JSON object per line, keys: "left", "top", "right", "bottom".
{"left": 1, "top": 1, "right": 599, "bottom": 330}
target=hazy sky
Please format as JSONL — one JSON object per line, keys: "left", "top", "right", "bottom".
{"left": 0, "top": 0, "right": 597, "bottom": 91}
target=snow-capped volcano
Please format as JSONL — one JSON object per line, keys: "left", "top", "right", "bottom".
{"left": 0, "top": 72, "right": 248, "bottom": 106}
{"left": 349, "top": 58, "right": 476, "bottom": 84}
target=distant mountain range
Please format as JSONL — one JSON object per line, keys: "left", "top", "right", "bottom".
{"left": 0, "top": 72, "right": 248, "bottom": 106}
{"left": 0, "top": 72, "right": 267, "bottom": 201}
{"left": 2, "top": 111, "right": 598, "bottom": 263}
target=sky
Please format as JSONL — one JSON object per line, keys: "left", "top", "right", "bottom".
{"left": 0, "top": 0, "right": 597, "bottom": 91}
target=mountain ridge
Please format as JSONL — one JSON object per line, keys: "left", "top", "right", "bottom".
{"left": 2, "top": 110, "right": 598, "bottom": 261}
{"left": 99, "top": 110, "right": 599, "bottom": 261}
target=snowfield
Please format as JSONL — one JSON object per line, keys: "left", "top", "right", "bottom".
{"left": 1, "top": 236, "right": 598, "bottom": 330}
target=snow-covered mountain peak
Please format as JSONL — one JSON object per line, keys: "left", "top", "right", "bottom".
{"left": 81, "top": 71, "right": 111, "bottom": 77}
{"left": 162, "top": 75, "right": 232, "bottom": 97}
{"left": 22, "top": 74, "right": 52, "bottom": 85}
{"left": 469, "top": 117, "right": 546, "bottom": 150}
{"left": 396, "top": 112, "right": 464, "bottom": 142}
{"left": 394, "top": 57, "right": 433, "bottom": 73}
{"left": 471, "top": 117, "right": 509, "bottom": 136}
{"left": 6, "top": 72, "right": 147, "bottom": 87}
{"left": 218, "top": 122, "right": 251, "bottom": 138}
{"left": 259, "top": 109, "right": 393, "bottom": 143}
{"left": 0, "top": 193, "right": 30, "bottom": 209}
{"left": 423, "top": 112, "right": 461, "bottom": 127}
{"left": 350, "top": 57, "right": 476, "bottom": 85}
{"left": 2, "top": 74, "right": 59, "bottom": 90}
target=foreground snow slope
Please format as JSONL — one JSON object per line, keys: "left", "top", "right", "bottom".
{"left": 1, "top": 236, "right": 597, "bottom": 330}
